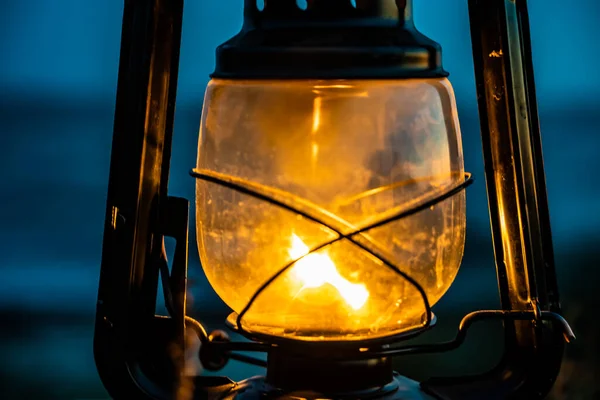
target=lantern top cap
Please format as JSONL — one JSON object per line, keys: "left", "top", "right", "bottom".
{"left": 212, "top": 0, "right": 446, "bottom": 79}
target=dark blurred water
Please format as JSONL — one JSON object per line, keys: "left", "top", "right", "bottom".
{"left": 1, "top": 0, "right": 599, "bottom": 399}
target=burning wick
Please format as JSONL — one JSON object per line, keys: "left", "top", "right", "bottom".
{"left": 288, "top": 234, "right": 369, "bottom": 310}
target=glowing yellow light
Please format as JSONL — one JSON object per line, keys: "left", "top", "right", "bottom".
{"left": 311, "top": 142, "right": 319, "bottom": 160}
{"left": 288, "top": 234, "right": 369, "bottom": 310}
{"left": 312, "top": 97, "right": 322, "bottom": 133}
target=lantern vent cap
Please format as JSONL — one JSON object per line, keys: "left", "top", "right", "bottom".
{"left": 212, "top": 0, "right": 446, "bottom": 79}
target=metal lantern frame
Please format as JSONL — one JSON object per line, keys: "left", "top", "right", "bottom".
{"left": 94, "top": 1, "right": 574, "bottom": 399}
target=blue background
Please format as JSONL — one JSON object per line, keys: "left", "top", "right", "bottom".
{"left": 0, "top": 0, "right": 598, "bottom": 398}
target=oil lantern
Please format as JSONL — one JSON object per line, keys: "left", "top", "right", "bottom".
{"left": 94, "top": 1, "right": 574, "bottom": 399}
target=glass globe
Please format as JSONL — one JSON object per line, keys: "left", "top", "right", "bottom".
{"left": 195, "top": 78, "right": 465, "bottom": 342}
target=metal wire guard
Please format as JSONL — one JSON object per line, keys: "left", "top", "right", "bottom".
{"left": 181, "top": 168, "right": 574, "bottom": 367}
{"left": 193, "top": 310, "right": 574, "bottom": 368}
{"left": 190, "top": 168, "right": 473, "bottom": 342}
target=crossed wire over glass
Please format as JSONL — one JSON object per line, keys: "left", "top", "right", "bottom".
{"left": 191, "top": 168, "right": 474, "bottom": 343}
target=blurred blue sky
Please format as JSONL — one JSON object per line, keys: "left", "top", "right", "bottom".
{"left": 1, "top": 0, "right": 599, "bottom": 320}
{"left": 2, "top": 0, "right": 599, "bottom": 236}
{"left": 0, "top": 1, "right": 599, "bottom": 397}
{"left": 1, "top": 0, "right": 600, "bottom": 321}
{"left": 3, "top": 0, "right": 600, "bottom": 104}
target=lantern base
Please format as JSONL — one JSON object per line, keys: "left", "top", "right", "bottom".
{"left": 267, "top": 349, "right": 394, "bottom": 393}
{"left": 216, "top": 373, "right": 435, "bottom": 400}
{"left": 212, "top": 347, "right": 436, "bottom": 400}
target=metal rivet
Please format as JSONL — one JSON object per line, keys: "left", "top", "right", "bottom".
{"left": 103, "top": 316, "right": 114, "bottom": 329}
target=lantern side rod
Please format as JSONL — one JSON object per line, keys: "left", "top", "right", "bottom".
{"left": 93, "top": 0, "right": 184, "bottom": 399}
{"left": 422, "top": 1, "right": 565, "bottom": 399}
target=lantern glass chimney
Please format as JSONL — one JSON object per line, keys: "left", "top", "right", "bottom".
{"left": 195, "top": 77, "right": 466, "bottom": 341}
